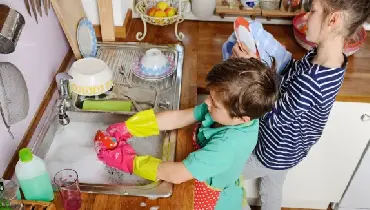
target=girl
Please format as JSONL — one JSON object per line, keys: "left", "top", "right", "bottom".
{"left": 225, "top": 0, "right": 370, "bottom": 209}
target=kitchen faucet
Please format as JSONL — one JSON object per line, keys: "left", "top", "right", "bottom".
{"left": 55, "top": 73, "right": 72, "bottom": 126}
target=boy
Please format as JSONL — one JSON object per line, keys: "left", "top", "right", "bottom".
{"left": 96, "top": 58, "right": 278, "bottom": 210}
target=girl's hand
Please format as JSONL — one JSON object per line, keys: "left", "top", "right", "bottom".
{"left": 231, "top": 42, "right": 258, "bottom": 59}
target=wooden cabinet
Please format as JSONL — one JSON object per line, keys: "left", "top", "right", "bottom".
{"left": 244, "top": 102, "right": 370, "bottom": 209}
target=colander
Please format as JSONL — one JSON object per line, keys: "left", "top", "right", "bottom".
{"left": 0, "top": 62, "right": 29, "bottom": 139}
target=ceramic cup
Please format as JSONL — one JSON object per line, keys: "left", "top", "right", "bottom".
{"left": 139, "top": 48, "right": 169, "bottom": 76}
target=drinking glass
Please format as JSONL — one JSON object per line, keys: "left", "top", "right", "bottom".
{"left": 54, "top": 169, "right": 81, "bottom": 210}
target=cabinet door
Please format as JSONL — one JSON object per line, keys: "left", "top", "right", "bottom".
{"left": 339, "top": 141, "right": 370, "bottom": 209}
{"left": 282, "top": 102, "right": 370, "bottom": 209}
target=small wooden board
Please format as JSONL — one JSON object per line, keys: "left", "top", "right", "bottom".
{"left": 11, "top": 200, "right": 56, "bottom": 210}
{"left": 51, "top": 0, "right": 86, "bottom": 59}
{"left": 94, "top": 9, "right": 133, "bottom": 40}
{"left": 97, "top": 0, "right": 115, "bottom": 42}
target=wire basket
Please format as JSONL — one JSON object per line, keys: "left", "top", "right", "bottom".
{"left": 135, "top": 0, "right": 187, "bottom": 41}
{"left": 136, "top": 0, "right": 186, "bottom": 26}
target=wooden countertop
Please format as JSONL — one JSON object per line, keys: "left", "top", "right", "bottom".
{"left": 121, "top": 20, "right": 370, "bottom": 103}
{"left": 190, "top": 21, "right": 370, "bottom": 103}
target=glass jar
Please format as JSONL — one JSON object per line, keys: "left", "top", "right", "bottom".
{"left": 260, "top": 0, "right": 281, "bottom": 10}
{"left": 281, "top": 0, "right": 302, "bottom": 12}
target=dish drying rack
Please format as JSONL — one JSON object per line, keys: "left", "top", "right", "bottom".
{"left": 3, "top": 200, "right": 56, "bottom": 210}
{"left": 96, "top": 44, "right": 178, "bottom": 91}
{"left": 135, "top": 0, "right": 187, "bottom": 41}
{"left": 70, "top": 42, "right": 181, "bottom": 113}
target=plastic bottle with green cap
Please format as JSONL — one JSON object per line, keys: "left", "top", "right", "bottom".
{"left": 15, "top": 148, "right": 54, "bottom": 201}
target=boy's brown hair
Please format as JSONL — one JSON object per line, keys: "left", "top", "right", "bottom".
{"left": 206, "top": 58, "right": 278, "bottom": 120}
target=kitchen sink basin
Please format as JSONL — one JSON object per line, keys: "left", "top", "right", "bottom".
{"left": 27, "top": 43, "right": 184, "bottom": 198}
{"left": 34, "top": 111, "right": 176, "bottom": 197}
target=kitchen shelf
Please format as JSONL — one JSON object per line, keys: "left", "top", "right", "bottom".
{"left": 216, "top": 1, "right": 261, "bottom": 19}
{"left": 262, "top": 0, "right": 305, "bottom": 19}
{"left": 215, "top": 0, "right": 306, "bottom": 20}
{"left": 262, "top": 8, "right": 303, "bottom": 19}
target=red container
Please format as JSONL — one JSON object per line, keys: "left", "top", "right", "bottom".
{"left": 293, "top": 13, "right": 367, "bottom": 56}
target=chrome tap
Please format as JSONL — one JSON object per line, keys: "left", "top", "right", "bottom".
{"left": 56, "top": 73, "right": 72, "bottom": 126}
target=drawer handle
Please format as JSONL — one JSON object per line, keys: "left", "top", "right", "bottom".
{"left": 361, "top": 114, "right": 370, "bottom": 122}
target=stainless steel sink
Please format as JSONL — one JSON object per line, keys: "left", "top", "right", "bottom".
{"left": 27, "top": 43, "right": 184, "bottom": 198}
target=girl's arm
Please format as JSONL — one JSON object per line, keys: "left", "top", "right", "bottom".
{"left": 156, "top": 108, "right": 197, "bottom": 131}
{"left": 249, "top": 21, "right": 293, "bottom": 74}
{"left": 222, "top": 22, "right": 293, "bottom": 75}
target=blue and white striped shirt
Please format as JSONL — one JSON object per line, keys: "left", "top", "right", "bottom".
{"left": 256, "top": 48, "right": 348, "bottom": 170}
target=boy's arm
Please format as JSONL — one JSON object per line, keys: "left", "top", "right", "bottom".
{"left": 156, "top": 138, "right": 234, "bottom": 184}
{"left": 100, "top": 132, "right": 233, "bottom": 184}
{"left": 156, "top": 108, "right": 196, "bottom": 131}
{"left": 106, "top": 103, "right": 208, "bottom": 139}
{"left": 156, "top": 102, "right": 209, "bottom": 131}
{"left": 157, "top": 162, "right": 193, "bottom": 184}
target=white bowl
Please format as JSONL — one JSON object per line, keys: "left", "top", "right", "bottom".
{"left": 140, "top": 48, "right": 169, "bottom": 74}
{"left": 69, "top": 58, "right": 113, "bottom": 96}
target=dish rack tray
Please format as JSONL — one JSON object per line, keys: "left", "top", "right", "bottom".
{"left": 96, "top": 42, "right": 179, "bottom": 92}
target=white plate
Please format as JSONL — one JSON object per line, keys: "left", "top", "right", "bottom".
{"left": 77, "top": 18, "right": 97, "bottom": 58}
{"left": 234, "top": 17, "right": 257, "bottom": 54}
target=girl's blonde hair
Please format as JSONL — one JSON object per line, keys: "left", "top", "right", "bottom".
{"left": 321, "top": 0, "right": 370, "bottom": 37}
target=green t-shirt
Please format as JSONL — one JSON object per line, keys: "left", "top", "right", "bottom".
{"left": 183, "top": 103, "right": 259, "bottom": 210}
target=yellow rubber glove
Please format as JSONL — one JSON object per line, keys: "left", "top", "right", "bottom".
{"left": 133, "top": 155, "right": 162, "bottom": 181}
{"left": 97, "top": 142, "right": 161, "bottom": 182}
{"left": 126, "top": 109, "right": 160, "bottom": 137}
{"left": 107, "top": 109, "right": 160, "bottom": 141}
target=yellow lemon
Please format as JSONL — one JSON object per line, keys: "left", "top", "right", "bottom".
{"left": 164, "top": 7, "right": 177, "bottom": 17}
{"left": 153, "top": 10, "right": 166, "bottom": 24}
{"left": 154, "top": 10, "right": 166, "bottom": 17}
{"left": 156, "top": 1, "right": 169, "bottom": 10}
{"left": 147, "top": 7, "right": 159, "bottom": 16}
